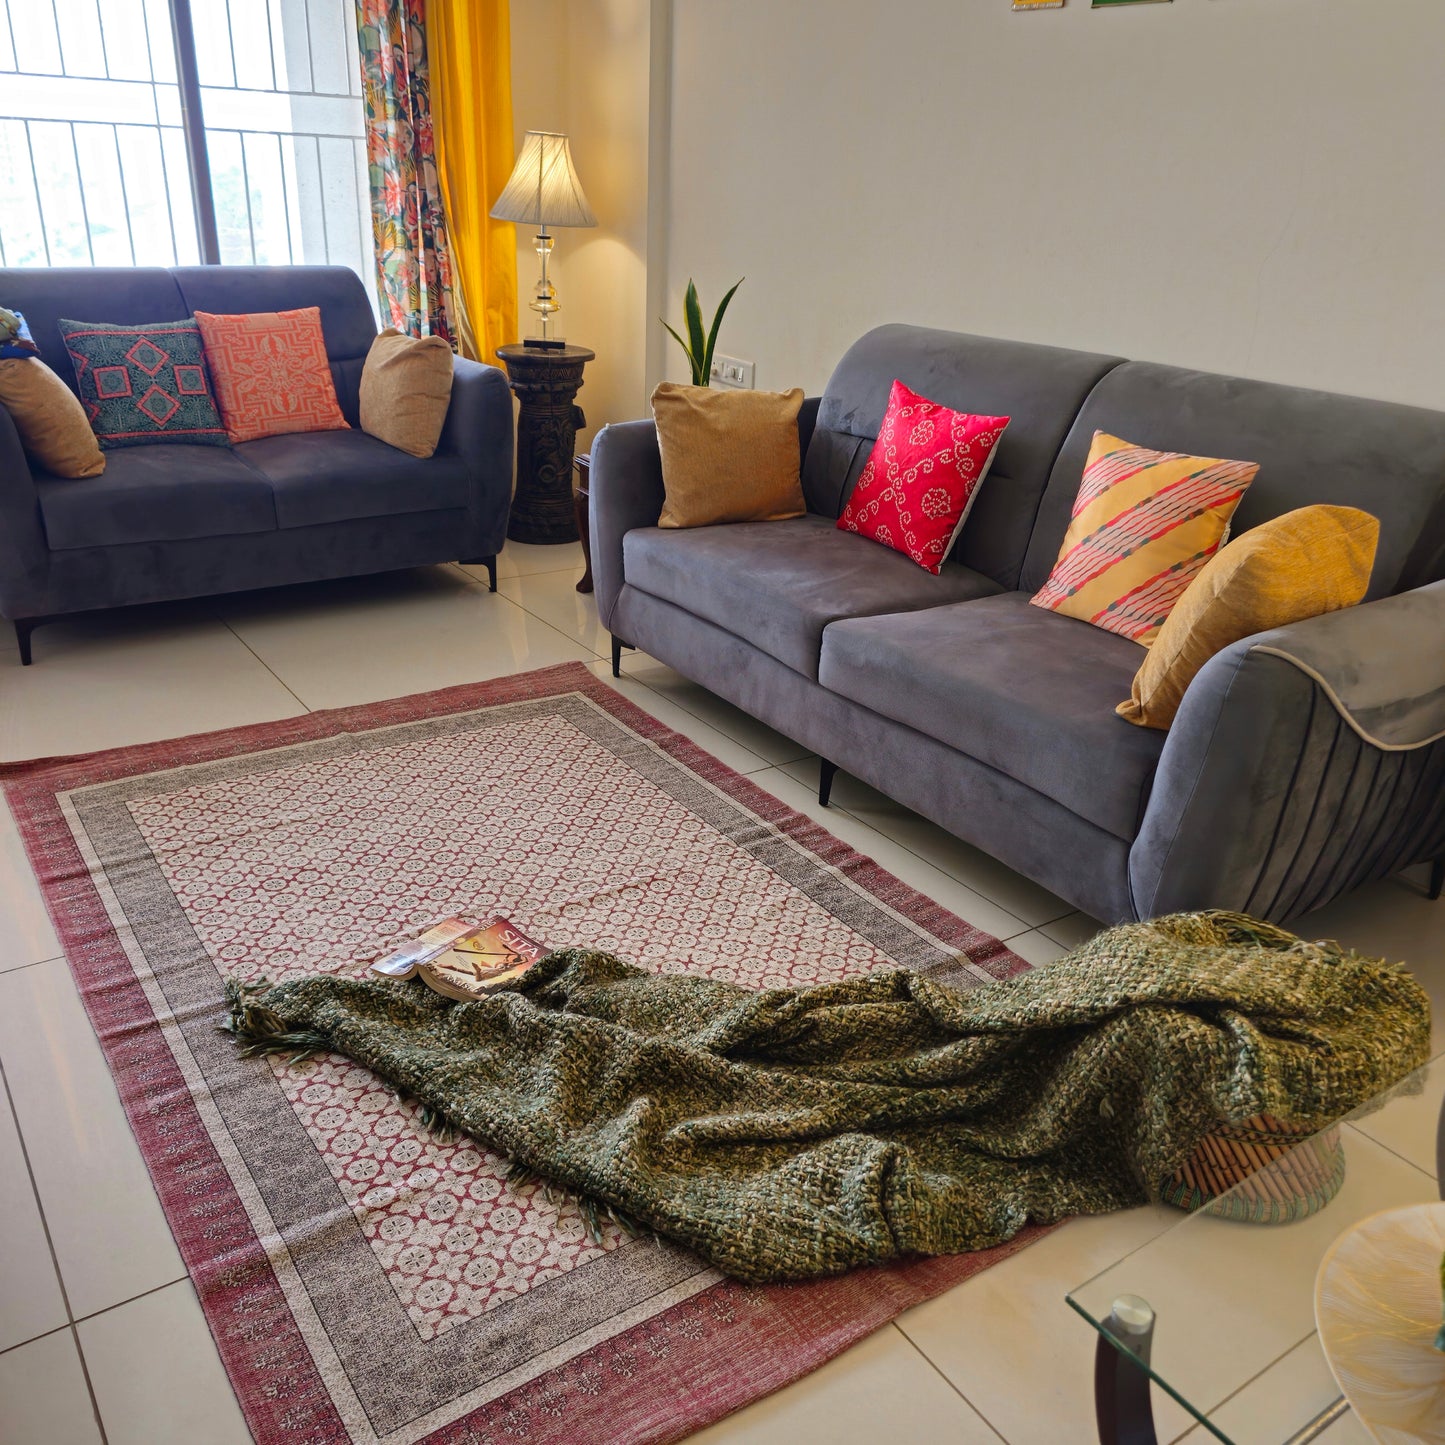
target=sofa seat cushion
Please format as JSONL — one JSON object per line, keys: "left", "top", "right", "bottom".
{"left": 819, "top": 591, "right": 1166, "bottom": 839}
{"left": 237, "top": 430, "right": 470, "bottom": 529}
{"left": 37, "top": 444, "right": 277, "bottom": 550}
{"left": 622, "top": 512, "right": 1002, "bottom": 679}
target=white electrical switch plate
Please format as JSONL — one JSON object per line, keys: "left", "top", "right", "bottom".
{"left": 709, "top": 353, "right": 756, "bottom": 389}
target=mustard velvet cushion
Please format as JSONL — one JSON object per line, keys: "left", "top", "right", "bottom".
{"left": 1031, "top": 430, "right": 1257, "bottom": 645}
{"left": 1117, "top": 505, "right": 1380, "bottom": 730}
{"left": 359, "top": 329, "right": 455, "bottom": 459}
{"left": 0, "top": 357, "right": 105, "bottom": 478}
{"left": 651, "top": 383, "right": 805, "bottom": 528}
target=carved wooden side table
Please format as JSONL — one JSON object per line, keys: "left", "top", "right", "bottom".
{"left": 496, "top": 343, "right": 595, "bottom": 545}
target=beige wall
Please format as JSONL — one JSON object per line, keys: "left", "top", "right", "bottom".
{"left": 660, "top": 0, "right": 1445, "bottom": 409}
{"left": 511, "top": 0, "right": 1444, "bottom": 428}
{"left": 509, "top": 0, "right": 655, "bottom": 450}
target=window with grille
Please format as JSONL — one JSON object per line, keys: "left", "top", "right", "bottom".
{"left": 0, "top": 0, "right": 372, "bottom": 289}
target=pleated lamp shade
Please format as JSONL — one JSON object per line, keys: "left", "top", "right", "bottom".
{"left": 490, "top": 131, "right": 597, "bottom": 230}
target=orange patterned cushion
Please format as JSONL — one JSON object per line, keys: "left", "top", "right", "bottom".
{"left": 193, "top": 307, "right": 349, "bottom": 444}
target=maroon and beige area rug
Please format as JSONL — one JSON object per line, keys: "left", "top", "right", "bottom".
{"left": 3, "top": 661, "right": 1042, "bottom": 1445}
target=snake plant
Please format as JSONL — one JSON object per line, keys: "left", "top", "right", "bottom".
{"left": 662, "top": 278, "right": 744, "bottom": 387}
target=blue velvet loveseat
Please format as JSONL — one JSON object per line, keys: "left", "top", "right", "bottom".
{"left": 0, "top": 264, "right": 514, "bottom": 663}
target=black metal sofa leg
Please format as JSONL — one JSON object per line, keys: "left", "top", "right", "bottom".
{"left": 610, "top": 636, "right": 635, "bottom": 678}
{"left": 819, "top": 759, "right": 839, "bottom": 807}
{"left": 460, "top": 556, "right": 498, "bottom": 592}
{"left": 1430, "top": 857, "right": 1444, "bottom": 902}
{"left": 14, "top": 619, "right": 36, "bottom": 666}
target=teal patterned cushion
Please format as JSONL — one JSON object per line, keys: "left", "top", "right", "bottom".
{"left": 58, "top": 318, "right": 229, "bottom": 449}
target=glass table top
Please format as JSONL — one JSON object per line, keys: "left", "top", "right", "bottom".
{"left": 1067, "top": 1053, "right": 1445, "bottom": 1444}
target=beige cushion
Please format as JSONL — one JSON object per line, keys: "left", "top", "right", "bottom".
{"left": 1117, "top": 505, "right": 1380, "bottom": 730}
{"left": 359, "top": 329, "right": 455, "bottom": 459}
{"left": 652, "top": 383, "right": 805, "bottom": 528}
{"left": 0, "top": 358, "right": 104, "bottom": 478}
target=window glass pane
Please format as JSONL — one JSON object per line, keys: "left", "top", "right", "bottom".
{"left": 0, "top": 121, "right": 48, "bottom": 266}
{"left": 30, "top": 121, "right": 91, "bottom": 265}
{"left": 206, "top": 130, "right": 254, "bottom": 264}
{"left": 73, "top": 122, "right": 134, "bottom": 266}
{"left": 228, "top": 0, "right": 276, "bottom": 91}
{"left": 59, "top": 3, "right": 108, "bottom": 79}
{"left": 243, "top": 131, "right": 291, "bottom": 264}
{"left": 160, "top": 127, "right": 200, "bottom": 265}
{"left": 12, "top": 1, "right": 62, "bottom": 76}
{"left": 99, "top": 0, "right": 158, "bottom": 84}
{"left": 200, "top": 0, "right": 372, "bottom": 298}
{"left": 0, "top": 0, "right": 370, "bottom": 305}
{"left": 190, "top": 0, "right": 236, "bottom": 88}
{"left": 117, "top": 125, "right": 177, "bottom": 267}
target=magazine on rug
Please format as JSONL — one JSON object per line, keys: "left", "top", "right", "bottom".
{"left": 370, "top": 916, "right": 549, "bottom": 1001}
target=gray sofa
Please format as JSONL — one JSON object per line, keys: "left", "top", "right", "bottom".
{"left": 0, "top": 264, "right": 514, "bottom": 663}
{"left": 591, "top": 325, "right": 1445, "bottom": 925}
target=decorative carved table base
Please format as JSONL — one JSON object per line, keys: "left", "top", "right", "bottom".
{"left": 497, "top": 343, "right": 595, "bottom": 545}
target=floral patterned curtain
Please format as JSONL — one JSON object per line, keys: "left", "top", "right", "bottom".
{"left": 355, "top": 0, "right": 456, "bottom": 345}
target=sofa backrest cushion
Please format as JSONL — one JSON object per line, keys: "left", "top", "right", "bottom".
{"left": 803, "top": 325, "right": 1122, "bottom": 590}
{"left": 1020, "top": 361, "right": 1445, "bottom": 601}
{"left": 173, "top": 266, "right": 377, "bottom": 422}
{"left": 0, "top": 269, "right": 189, "bottom": 392}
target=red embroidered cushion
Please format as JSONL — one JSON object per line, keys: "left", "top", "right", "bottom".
{"left": 836, "top": 380, "right": 1009, "bottom": 573}
{"left": 193, "top": 307, "right": 349, "bottom": 444}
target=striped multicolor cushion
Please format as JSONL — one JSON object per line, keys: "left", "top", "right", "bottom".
{"left": 1030, "top": 430, "right": 1257, "bottom": 644}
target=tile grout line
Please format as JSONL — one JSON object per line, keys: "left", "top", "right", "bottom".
{"left": 0, "top": 953, "right": 65, "bottom": 977}
{"left": 70, "top": 1274, "right": 192, "bottom": 1329}
{"left": 217, "top": 619, "right": 315, "bottom": 715}
{"left": 890, "top": 1324, "right": 1011, "bottom": 1443}
{"left": 0, "top": 1054, "right": 111, "bottom": 1444}
{"left": 465, "top": 562, "right": 611, "bottom": 663}
{"left": 0, "top": 1320, "right": 66, "bottom": 1359}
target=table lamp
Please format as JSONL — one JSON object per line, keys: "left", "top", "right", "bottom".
{"left": 490, "top": 130, "right": 597, "bottom": 349}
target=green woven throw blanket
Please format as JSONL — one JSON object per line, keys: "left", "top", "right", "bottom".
{"left": 224, "top": 912, "right": 1429, "bottom": 1283}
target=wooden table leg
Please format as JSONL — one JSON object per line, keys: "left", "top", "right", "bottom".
{"left": 575, "top": 454, "right": 593, "bottom": 594}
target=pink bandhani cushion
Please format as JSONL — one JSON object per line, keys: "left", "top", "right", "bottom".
{"left": 836, "top": 379, "right": 1009, "bottom": 573}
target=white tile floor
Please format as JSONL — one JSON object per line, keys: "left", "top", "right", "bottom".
{"left": 0, "top": 545, "right": 1439, "bottom": 1445}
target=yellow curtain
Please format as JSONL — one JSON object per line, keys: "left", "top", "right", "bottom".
{"left": 429, "top": 0, "right": 517, "bottom": 362}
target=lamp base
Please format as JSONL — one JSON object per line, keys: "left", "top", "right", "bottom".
{"left": 523, "top": 336, "right": 568, "bottom": 351}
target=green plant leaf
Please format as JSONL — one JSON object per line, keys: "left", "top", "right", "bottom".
{"left": 660, "top": 319, "right": 696, "bottom": 378}
{"left": 701, "top": 277, "right": 744, "bottom": 390}
{"left": 683, "top": 280, "right": 707, "bottom": 385}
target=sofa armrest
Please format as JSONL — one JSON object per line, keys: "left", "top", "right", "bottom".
{"left": 1130, "top": 582, "right": 1445, "bottom": 922}
{"left": 589, "top": 398, "right": 824, "bottom": 632}
{"left": 438, "top": 356, "right": 515, "bottom": 557}
{"left": 0, "top": 403, "right": 50, "bottom": 619}
{"left": 589, "top": 419, "right": 664, "bottom": 630}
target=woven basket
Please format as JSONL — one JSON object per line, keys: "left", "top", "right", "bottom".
{"left": 1162, "top": 1115, "right": 1345, "bottom": 1224}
